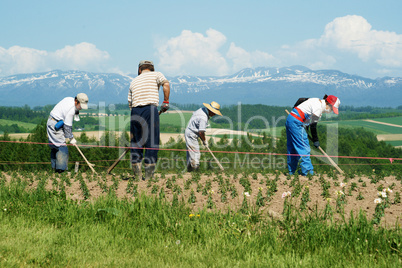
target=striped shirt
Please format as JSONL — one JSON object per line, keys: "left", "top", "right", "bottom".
{"left": 128, "top": 71, "right": 168, "bottom": 108}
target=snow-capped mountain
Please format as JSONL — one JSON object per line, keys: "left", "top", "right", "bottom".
{"left": 0, "top": 66, "right": 401, "bottom": 107}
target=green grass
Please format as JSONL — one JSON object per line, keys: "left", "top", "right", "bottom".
{"left": 0, "top": 119, "right": 37, "bottom": 131}
{"left": 0, "top": 172, "right": 401, "bottom": 267}
{"left": 160, "top": 113, "right": 193, "bottom": 128}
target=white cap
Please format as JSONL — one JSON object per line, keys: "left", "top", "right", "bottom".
{"left": 76, "top": 93, "right": 89, "bottom": 110}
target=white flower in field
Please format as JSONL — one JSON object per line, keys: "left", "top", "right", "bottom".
{"left": 176, "top": 240, "right": 180, "bottom": 245}
{"left": 3, "top": 208, "right": 6, "bottom": 212}
{"left": 384, "top": 188, "right": 392, "bottom": 194}
{"left": 340, "top": 182, "right": 347, "bottom": 188}
{"left": 243, "top": 192, "right": 250, "bottom": 197}
{"left": 374, "top": 198, "right": 382, "bottom": 204}
{"left": 282, "top": 191, "right": 291, "bottom": 198}
{"left": 378, "top": 191, "right": 387, "bottom": 198}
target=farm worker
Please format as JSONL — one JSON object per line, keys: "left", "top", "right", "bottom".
{"left": 47, "top": 93, "right": 89, "bottom": 173}
{"left": 185, "top": 101, "right": 222, "bottom": 172}
{"left": 128, "top": 60, "right": 170, "bottom": 180}
{"left": 286, "top": 94, "right": 340, "bottom": 176}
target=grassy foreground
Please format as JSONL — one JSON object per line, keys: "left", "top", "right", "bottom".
{"left": 0, "top": 177, "right": 401, "bottom": 267}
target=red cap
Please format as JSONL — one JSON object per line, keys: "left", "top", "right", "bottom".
{"left": 326, "top": 95, "right": 340, "bottom": 114}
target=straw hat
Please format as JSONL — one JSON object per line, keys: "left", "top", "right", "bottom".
{"left": 203, "top": 101, "right": 222, "bottom": 116}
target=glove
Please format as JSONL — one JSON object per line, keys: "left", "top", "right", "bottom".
{"left": 69, "top": 138, "right": 77, "bottom": 145}
{"left": 160, "top": 101, "right": 170, "bottom": 113}
{"left": 313, "top": 141, "right": 320, "bottom": 148}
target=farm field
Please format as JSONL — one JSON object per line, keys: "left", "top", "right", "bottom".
{"left": 321, "top": 120, "right": 402, "bottom": 135}
{"left": 369, "top": 116, "right": 402, "bottom": 126}
{"left": 0, "top": 119, "right": 37, "bottom": 131}
{"left": 0, "top": 170, "right": 401, "bottom": 266}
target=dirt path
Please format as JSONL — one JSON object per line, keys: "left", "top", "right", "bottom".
{"left": 377, "top": 134, "right": 402, "bottom": 141}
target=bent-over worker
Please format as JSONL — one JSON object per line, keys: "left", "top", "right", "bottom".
{"left": 47, "top": 93, "right": 89, "bottom": 173}
{"left": 286, "top": 94, "right": 340, "bottom": 176}
{"left": 185, "top": 101, "right": 222, "bottom": 172}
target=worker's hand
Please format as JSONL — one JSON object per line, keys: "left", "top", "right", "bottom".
{"left": 313, "top": 141, "right": 320, "bottom": 148}
{"left": 70, "top": 138, "right": 77, "bottom": 145}
{"left": 202, "top": 139, "right": 208, "bottom": 147}
{"left": 160, "top": 101, "right": 169, "bottom": 113}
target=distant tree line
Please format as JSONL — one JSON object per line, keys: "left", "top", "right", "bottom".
{"left": 0, "top": 105, "right": 53, "bottom": 124}
{"left": 0, "top": 124, "right": 29, "bottom": 133}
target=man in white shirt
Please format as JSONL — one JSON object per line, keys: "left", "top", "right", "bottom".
{"left": 286, "top": 94, "right": 340, "bottom": 176}
{"left": 128, "top": 60, "right": 170, "bottom": 180}
{"left": 185, "top": 101, "right": 222, "bottom": 172}
{"left": 47, "top": 93, "right": 89, "bottom": 173}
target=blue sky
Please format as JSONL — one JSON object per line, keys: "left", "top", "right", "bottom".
{"left": 1, "top": 0, "right": 402, "bottom": 78}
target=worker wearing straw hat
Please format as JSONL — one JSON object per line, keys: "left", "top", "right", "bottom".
{"left": 185, "top": 101, "right": 222, "bottom": 172}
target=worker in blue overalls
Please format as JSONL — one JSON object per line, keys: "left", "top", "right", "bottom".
{"left": 286, "top": 95, "right": 340, "bottom": 176}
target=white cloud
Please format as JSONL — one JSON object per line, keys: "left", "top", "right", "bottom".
{"left": 0, "top": 42, "right": 110, "bottom": 76}
{"left": 319, "top": 15, "right": 402, "bottom": 66}
{"left": 226, "top": 43, "right": 277, "bottom": 71}
{"left": 156, "top": 29, "right": 277, "bottom": 76}
{"left": 157, "top": 29, "right": 229, "bottom": 76}
{"left": 277, "top": 15, "right": 402, "bottom": 76}
{"left": 53, "top": 43, "right": 110, "bottom": 70}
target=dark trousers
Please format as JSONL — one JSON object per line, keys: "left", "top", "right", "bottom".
{"left": 130, "top": 105, "right": 160, "bottom": 164}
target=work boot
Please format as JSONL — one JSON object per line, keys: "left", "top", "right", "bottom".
{"left": 144, "top": 163, "right": 156, "bottom": 180}
{"left": 132, "top": 163, "right": 143, "bottom": 180}
{"left": 188, "top": 164, "right": 199, "bottom": 173}
{"left": 187, "top": 163, "right": 193, "bottom": 172}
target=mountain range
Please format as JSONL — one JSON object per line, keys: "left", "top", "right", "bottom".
{"left": 0, "top": 66, "right": 401, "bottom": 108}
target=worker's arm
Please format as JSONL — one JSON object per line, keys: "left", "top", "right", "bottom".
{"left": 162, "top": 81, "right": 170, "bottom": 103}
{"left": 310, "top": 114, "right": 320, "bottom": 148}
{"left": 198, "top": 131, "right": 207, "bottom": 145}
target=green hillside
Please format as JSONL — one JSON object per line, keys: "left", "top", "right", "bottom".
{"left": 0, "top": 119, "right": 38, "bottom": 133}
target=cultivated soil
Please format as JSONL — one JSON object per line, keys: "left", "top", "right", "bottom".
{"left": 2, "top": 171, "right": 401, "bottom": 227}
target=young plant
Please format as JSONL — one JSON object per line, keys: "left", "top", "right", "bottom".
{"left": 151, "top": 185, "right": 159, "bottom": 194}
{"left": 188, "top": 189, "right": 196, "bottom": 204}
{"left": 159, "top": 187, "right": 165, "bottom": 200}
{"left": 206, "top": 190, "right": 214, "bottom": 209}
{"left": 256, "top": 187, "right": 265, "bottom": 208}
{"left": 299, "top": 186, "right": 311, "bottom": 211}
{"left": 240, "top": 192, "right": 249, "bottom": 214}
{"left": 335, "top": 190, "right": 346, "bottom": 213}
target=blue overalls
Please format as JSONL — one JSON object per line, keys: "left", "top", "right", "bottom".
{"left": 285, "top": 108, "right": 314, "bottom": 176}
